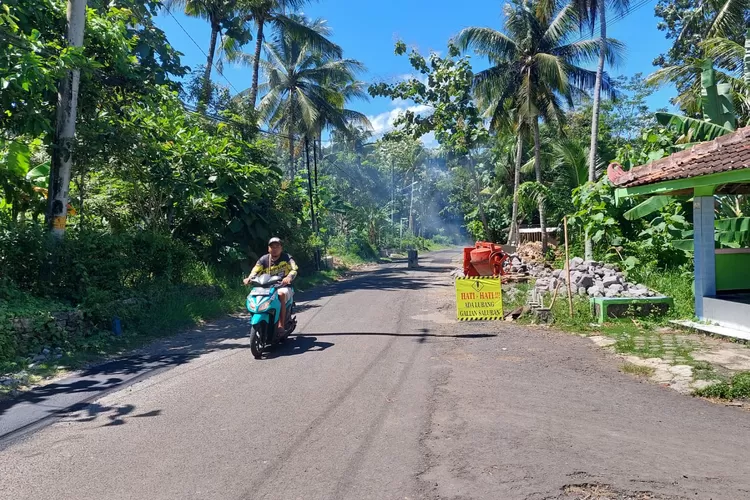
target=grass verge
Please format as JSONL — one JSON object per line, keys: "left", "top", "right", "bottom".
{"left": 621, "top": 363, "right": 656, "bottom": 377}
{"left": 695, "top": 372, "right": 750, "bottom": 400}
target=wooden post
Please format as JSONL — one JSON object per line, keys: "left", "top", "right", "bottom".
{"left": 549, "top": 279, "right": 562, "bottom": 310}
{"left": 563, "top": 216, "right": 573, "bottom": 317}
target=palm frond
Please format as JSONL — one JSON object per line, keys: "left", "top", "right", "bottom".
{"left": 454, "top": 27, "right": 518, "bottom": 60}
{"left": 533, "top": 52, "right": 569, "bottom": 95}
{"left": 272, "top": 14, "right": 343, "bottom": 59}
{"left": 542, "top": 3, "right": 578, "bottom": 47}
{"left": 708, "top": 0, "right": 750, "bottom": 38}
{"left": 702, "top": 36, "right": 745, "bottom": 75}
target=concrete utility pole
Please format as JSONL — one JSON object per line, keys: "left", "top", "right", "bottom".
{"left": 409, "top": 173, "right": 415, "bottom": 233}
{"left": 47, "top": 0, "right": 87, "bottom": 239}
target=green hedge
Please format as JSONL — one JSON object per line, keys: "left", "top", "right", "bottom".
{"left": 0, "top": 223, "right": 194, "bottom": 303}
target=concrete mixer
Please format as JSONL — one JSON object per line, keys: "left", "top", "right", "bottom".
{"left": 462, "top": 242, "right": 509, "bottom": 277}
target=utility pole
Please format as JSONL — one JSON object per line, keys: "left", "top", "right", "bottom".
{"left": 408, "top": 173, "right": 415, "bottom": 233}
{"left": 391, "top": 156, "right": 396, "bottom": 227}
{"left": 47, "top": 0, "right": 87, "bottom": 239}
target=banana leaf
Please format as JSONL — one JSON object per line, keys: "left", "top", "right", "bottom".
{"left": 26, "top": 161, "right": 50, "bottom": 186}
{"left": 623, "top": 195, "right": 673, "bottom": 220}
{"left": 655, "top": 112, "right": 733, "bottom": 141}
{"left": 669, "top": 218, "right": 750, "bottom": 252}
{"left": 6, "top": 141, "right": 30, "bottom": 177}
{"left": 715, "top": 217, "right": 750, "bottom": 247}
{"left": 671, "top": 239, "right": 694, "bottom": 252}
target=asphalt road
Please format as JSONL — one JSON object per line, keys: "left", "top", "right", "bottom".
{"left": 2, "top": 249, "right": 750, "bottom": 500}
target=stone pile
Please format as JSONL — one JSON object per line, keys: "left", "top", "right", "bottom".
{"left": 532, "top": 257, "right": 658, "bottom": 298}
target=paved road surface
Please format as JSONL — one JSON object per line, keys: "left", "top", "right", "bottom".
{"left": 2, "top": 250, "right": 750, "bottom": 499}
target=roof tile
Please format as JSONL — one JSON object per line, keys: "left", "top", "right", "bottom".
{"left": 607, "top": 126, "right": 750, "bottom": 188}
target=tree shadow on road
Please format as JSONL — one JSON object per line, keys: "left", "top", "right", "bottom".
{"left": 0, "top": 317, "right": 251, "bottom": 422}
{"left": 298, "top": 332, "right": 496, "bottom": 339}
{"left": 61, "top": 402, "right": 163, "bottom": 427}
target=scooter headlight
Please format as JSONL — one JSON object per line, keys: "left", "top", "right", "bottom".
{"left": 257, "top": 301, "right": 271, "bottom": 312}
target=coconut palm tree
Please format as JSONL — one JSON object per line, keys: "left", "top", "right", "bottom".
{"left": 252, "top": 16, "right": 366, "bottom": 176}
{"left": 650, "top": 31, "right": 750, "bottom": 124}
{"left": 569, "top": 0, "right": 629, "bottom": 179}
{"left": 165, "top": 0, "right": 250, "bottom": 107}
{"left": 242, "top": 0, "right": 343, "bottom": 108}
{"left": 308, "top": 78, "right": 371, "bottom": 195}
{"left": 456, "top": 0, "right": 620, "bottom": 252}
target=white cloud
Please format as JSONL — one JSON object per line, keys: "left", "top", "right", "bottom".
{"left": 367, "top": 104, "right": 434, "bottom": 143}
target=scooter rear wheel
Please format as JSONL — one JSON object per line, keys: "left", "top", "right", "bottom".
{"left": 250, "top": 326, "right": 263, "bottom": 359}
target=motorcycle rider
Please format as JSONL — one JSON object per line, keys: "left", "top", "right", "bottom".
{"left": 244, "top": 237, "right": 298, "bottom": 333}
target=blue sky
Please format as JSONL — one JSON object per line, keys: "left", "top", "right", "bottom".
{"left": 155, "top": 0, "right": 677, "bottom": 138}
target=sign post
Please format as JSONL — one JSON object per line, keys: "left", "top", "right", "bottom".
{"left": 455, "top": 277, "right": 503, "bottom": 321}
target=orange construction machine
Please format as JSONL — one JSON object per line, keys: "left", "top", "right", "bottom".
{"left": 463, "top": 241, "right": 509, "bottom": 277}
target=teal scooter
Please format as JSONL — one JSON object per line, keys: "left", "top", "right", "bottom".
{"left": 246, "top": 274, "right": 297, "bottom": 358}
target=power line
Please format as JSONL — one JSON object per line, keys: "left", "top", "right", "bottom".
{"left": 180, "top": 101, "right": 293, "bottom": 139}
{"left": 566, "top": 0, "right": 654, "bottom": 46}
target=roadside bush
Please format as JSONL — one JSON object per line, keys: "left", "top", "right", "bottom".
{"left": 328, "top": 231, "right": 378, "bottom": 261}
{"left": 431, "top": 232, "right": 454, "bottom": 246}
{"left": 0, "top": 223, "right": 195, "bottom": 302}
{"left": 0, "top": 280, "right": 74, "bottom": 366}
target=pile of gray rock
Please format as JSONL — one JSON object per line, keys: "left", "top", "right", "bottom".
{"left": 533, "top": 257, "right": 658, "bottom": 298}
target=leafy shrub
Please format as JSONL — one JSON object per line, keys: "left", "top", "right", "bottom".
{"left": 328, "top": 231, "right": 379, "bottom": 261}
{"left": 696, "top": 372, "right": 750, "bottom": 400}
{"left": 0, "top": 223, "right": 196, "bottom": 302}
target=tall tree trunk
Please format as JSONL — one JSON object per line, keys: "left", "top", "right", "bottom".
{"left": 468, "top": 155, "right": 489, "bottom": 239}
{"left": 248, "top": 20, "right": 265, "bottom": 108}
{"left": 509, "top": 132, "right": 523, "bottom": 246}
{"left": 201, "top": 25, "right": 219, "bottom": 111}
{"left": 46, "top": 0, "right": 87, "bottom": 240}
{"left": 313, "top": 132, "right": 319, "bottom": 196}
{"left": 585, "top": 1, "right": 606, "bottom": 260}
{"left": 305, "top": 136, "right": 320, "bottom": 270}
{"left": 288, "top": 133, "right": 295, "bottom": 179}
{"left": 287, "top": 97, "right": 296, "bottom": 178}
{"left": 78, "top": 162, "right": 85, "bottom": 232}
{"left": 533, "top": 117, "right": 547, "bottom": 255}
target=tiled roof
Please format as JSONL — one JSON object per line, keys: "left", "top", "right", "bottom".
{"left": 607, "top": 126, "right": 750, "bottom": 188}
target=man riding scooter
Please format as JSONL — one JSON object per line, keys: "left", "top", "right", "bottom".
{"left": 244, "top": 237, "right": 298, "bottom": 333}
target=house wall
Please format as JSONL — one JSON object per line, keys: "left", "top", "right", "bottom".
{"left": 715, "top": 249, "right": 750, "bottom": 292}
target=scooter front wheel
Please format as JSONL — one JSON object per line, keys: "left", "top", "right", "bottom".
{"left": 250, "top": 326, "right": 263, "bottom": 359}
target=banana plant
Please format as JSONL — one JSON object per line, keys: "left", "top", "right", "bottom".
{"left": 655, "top": 59, "right": 736, "bottom": 141}
{"left": 627, "top": 60, "right": 738, "bottom": 223}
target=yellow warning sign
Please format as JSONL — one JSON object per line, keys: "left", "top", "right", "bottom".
{"left": 455, "top": 277, "right": 503, "bottom": 321}
{"left": 52, "top": 216, "right": 66, "bottom": 230}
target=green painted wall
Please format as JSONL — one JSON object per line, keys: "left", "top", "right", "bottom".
{"left": 716, "top": 252, "right": 750, "bottom": 291}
